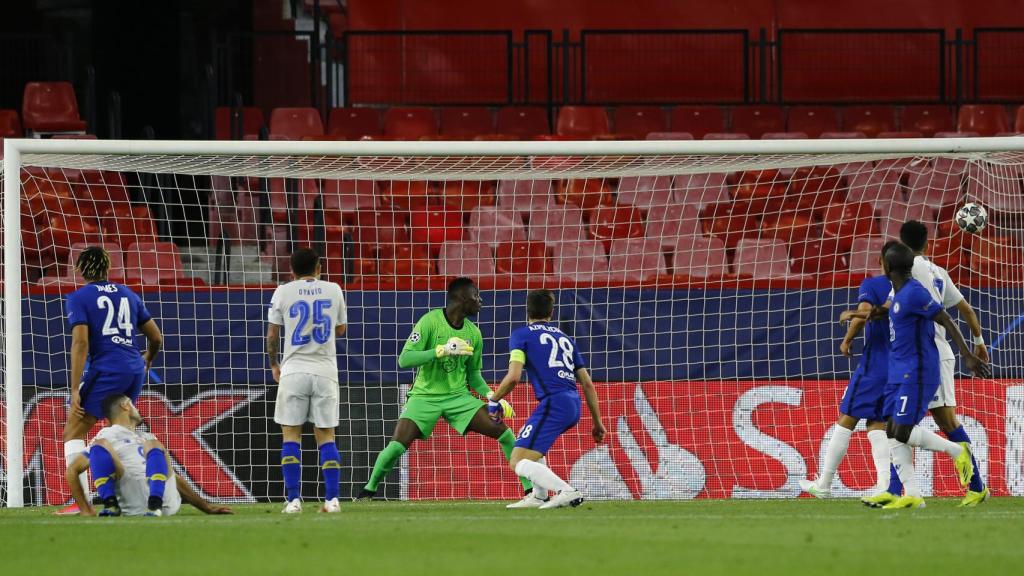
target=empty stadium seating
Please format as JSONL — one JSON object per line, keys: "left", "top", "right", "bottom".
{"left": 617, "top": 175, "right": 674, "bottom": 208}
{"left": 328, "top": 107, "right": 381, "bottom": 139}
{"left": 842, "top": 106, "right": 894, "bottom": 138}
{"left": 125, "top": 242, "right": 186, "bottom": 284}
{"left": 384, "top": 107, "right": 438, "bottom": 139}
{"left": 673, "top": 236, "right": 729, "bottom": 278}
{"left": 730, "top": 106, "right": 785, "bottom": 139}
{"left": 607, "top": 238, "right": 666, "bottom": 282}
{"left": 22, "top": 82, "right": 87, "bottom": 134}
{"left": 734, "top": 239, "right": 791, "bottom": 279}
{"left": 786, "top": 106, "right": 838, "bottom": 138}
{"left": 494, "top": 241, "right": 551, "bottom": 276}
{"left": 556, "top": 106, "right": 611, "bottom": 138}
{"left": 528, "top": 203, "right": 587, "bottom": 246}
{"left": 438, "top": 241, "right": 495, "bottom": 277}
{"left": 496, "top": 107, "right": 550, "bottom": 139}
{"left": 1, "top": 109, "right": 23, "bottom": 139}
{"left": 441, "top": 107, "right": 495, "bottom": 137}
{"left": 613, "top": 106, "right": 666, "bottom": 139}
{"left": 552, "top": 240, "right": 609, "bottom": 280}
{"left": 468, "top": 206, "right": 527, "bottom": 247}
{"left": 957, "top": 104, "right": 1009, "bottom": 136}
{"left": 215, "top": 107, "right": 265, "bottom": 140}
{"left": 497, "top": 179, "right": 556, "bottom": 214}
{"left": 269, "top": 107, "right": 325, "bottom": 140}
{"left": 901, "top": 105, "right": 953, "bottom": 137}
{"left": 669, "top": 106, "right": 725, "bottom": 139}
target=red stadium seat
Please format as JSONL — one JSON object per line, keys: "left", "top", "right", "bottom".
{"left": 384, "top": 107, "right": 438, "bottom": 140}
{"left": 82, "top": 171, "right": 131, "bottom": 205}
{"left": 377, "top": 244, "right": 434, "bottom": 278}
{"left": 613, "top": 106, "right": 666, "bottom": 139}
{"left": 558, "top": 178, "right": 614, "bottom": 210}
{"left": 556, "top": 106, "right": 610, "bottom": 139}
{"left": 21, "top": 82, "right": 87, "bottom": 133}
{"left": 762, "top": 212, "right": 816, "bottom": 244}
{"left": 528, "top": 202, "right": 587, "bottom": 246}
{"left": 734, "top": 239, "right": 792, "bottom": 279}
{"left": 327, "top": 107, "right": 381, "bottom": 139}
{"left": 929, "top": 230, "right": 968, "bottom": 272}
{"left": 496, "top": 179, "right": 555, "bottom": 214}
{"left": 99, "top": 205, "right": 158, "bottom": 247}
{"left": 787, "top": 106, "right": 839, "bottom": 138}
{"left": 789, "top": 166, "right": 847, "bottom": 212}
{"left": 733, "top": 169, "right": 787, "bottom": 215}
{"left": 589, "top": 205, "right": 645, "bottom": 251}
{"left": 269, "top": 107, "right": 324, "bottom": 140}
{"left": 607, "top": 238, "right": 666, "bottom": 282}
{"left": 877, "top": 131, "right": 924, "bottom": 138}
{"left": 965, "top": 163, "right": 1024, "bottom": 212}
{"left": 849, "top": 237, "right": 887, "bottom": 275}
{"left": 847, "top": 178, "right": 903, "bottom": 206}
{"left": 819, "top": 131, "right": 866, "bottom": 139}
{"left": 125, "top": 242, "right": 186, "bottom": 284}
{"left": 971, "top": 236, "right": 1021, "bottom": 276}
{"left": 40, "top": 214, "right": 102, "bottom": 260}
{"left": 842, "top": 106, "right": 895, "bottom": 138}
{"left": 215, "top": 107, "right": 264, "bottom": 140}
{"left": 761, "top": 132, "right": 807, "bottom": 139}
{"left": 730, "top": 106, "right": 784, "bottom": 139}
{"left": 700, "top": 201, "right": 757, "bottom": 249}
{"left": 669, "top": 106, "right": 725, "bottom": 139}
{"left": 673, "top": 236, "right": 729, "bottom": 278}
{"left": 906, "top": 168, "right": 962, "bottom": 209}
{"left": 409, "top": 208, "right": 464, "bottom": 249}
{"left": 438, "top": 241, "right": 495, "bottom": 277}
{"left": 822, "top": 202, "right": 877, "bottom": 250}
{"left": 702, "top": 132, "right": 750, "bottom": 140}
{"left": 790, "top": 236, "right": 847, "bottom": 275}
{"left": 900, "top": 105, "right": 953, "bottom": 137}
{"left": 646, "top": 204, "right": 702, "bottom": 249}
{"left": 440, "top": 180, "right": 495, "bottom": 211}
{"left": 957, "top": 104, "right": 1010, "bottom": 137}
{"left": 496, "top": 107, "right": 550, "bottom": 139}
{"left": 354, "top": 210, "right": 410, "bottom": 257}
{"left": 645, "top": 131, "right": 694, "bottom": 140}
{"left": 467, "top": 206, "right": 527, "bottom": 247}
{"left": 552, "top": 240, "right": 609, "bottom": 280}
{"left": 322, "top": 179, "right": 377, "bottom": 213}
{"left": 440, "top": 107, "right": 495, "bottom": 138}
{"left": 673, "top": 173, "right": 729, "bottom": 205}
{"left": 382, "top": 180, "right": 433, "bottom": 210}
{"left": 494, "top": 241, "right": 550, "bottom": 276}
{"left": 880, "top": 202, "right": 935, "bottom": 238}
{"left": 1015, "top": 105, "right": 1024, "bottom": 133}
{"left": 617, "top": 176, "right": 673, "bottom": 209}
{"left": 0, "top": 109, "right": 22, "bottom": 139}
{"left": 68, "top": 243, "right": 126, "bottom": 282}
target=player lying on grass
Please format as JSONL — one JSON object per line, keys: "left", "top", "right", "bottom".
{"left": 266, "top": 248, "right": 348, "bottom": 514}
{"left": 65, "top": 394, "right": 232, "bottom": 516}
{"left": 898, "top": 220, "right": 991, "bottom": 506}
{"left": 357, "top": 277, "right": 533, "bottom": 500}
{"left": 488, "top": 289, "right": 607, "bottom": 509}
{"left": 60, "top": 246, "right": 163, "bottom": 516}
{"left": 802, "top": 241, "right": 904, "bottom": 505}
{"left": 845, "top": 243, "right": 990, "bottom": 509}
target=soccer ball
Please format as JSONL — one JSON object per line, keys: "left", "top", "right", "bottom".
{"left": 955, "top": 203, "right": 988, "bottom": 234}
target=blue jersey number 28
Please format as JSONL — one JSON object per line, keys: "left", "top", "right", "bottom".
{"left": 289, "top": 299, "right": 333, "bottom": 346}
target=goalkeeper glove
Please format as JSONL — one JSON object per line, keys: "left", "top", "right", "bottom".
{"left": 436, "top": 337, "right": 474, "bottom": 358}
{"left": 486, "top": 392, "right": 515, "bottom": 420}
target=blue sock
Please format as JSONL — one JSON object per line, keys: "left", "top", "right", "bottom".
{"left": 945, "top": 426, "right": 985, "bottom": 491}
{"left": 89, "top": 445, "right": 117, "bottom": 501}
{"left": 145, "top": 448, "right": 169, "bottom": 503}
{"left": 319, "top": 442, "right": 341, "bottom": 501}
{"left": 887, "top": 464, "right": 903, "bottom": 496}
{"left": 281, "top": 441, "right": 302, "bottom": 501}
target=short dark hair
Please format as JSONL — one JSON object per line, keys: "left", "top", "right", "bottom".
{"left": 526, "top": 289, "right": 555, "bottom": 320}
{"left": 447, "top": 277, "right": 476, "bottom": 301}
{"left": 76, "top": 246, "right": 110, "bottom": 282}
{"left": 899, "top": 220, "right": 929, "bottom": 253}
{"left": 290, "top": 248, "right": 320, "bottom": 276}
{"left": 102, "top": 394, "right": 129, "bottom": 421}
{"left": 884, "top": 242, "right": 916, "bottom": 276}
{"left": 881, "top": 239, "right": 902, "bottom": 257}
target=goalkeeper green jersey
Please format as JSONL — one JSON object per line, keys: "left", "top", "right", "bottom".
{"left": 403, "top": 309, "right": 484, "bottom": 396}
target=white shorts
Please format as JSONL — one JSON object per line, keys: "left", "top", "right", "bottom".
{"left": 928, "top": 357, "right": 957, "bottom": 409}
{"left": 117, "top": 471, "right": 182, "bottom": 516}
{"left": 274, "top": 373, "right": 339, "bottom": 428}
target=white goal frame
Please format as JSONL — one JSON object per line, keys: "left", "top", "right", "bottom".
{"left": 4, "top": 135, "right": 1024, "bottom": 508}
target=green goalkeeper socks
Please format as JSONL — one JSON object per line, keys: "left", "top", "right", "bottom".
{"left": 365, "top": 440, "right": 407, "bottom": 492}
{"left": 498, "top": 429, "right": 533, "bottom": 492}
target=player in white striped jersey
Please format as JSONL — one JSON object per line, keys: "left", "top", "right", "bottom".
{"left": 897, "top": 221, "right": 989, "bottom": 506}
{"left": 266, "top": 248, "right": 348, "bottom": 514}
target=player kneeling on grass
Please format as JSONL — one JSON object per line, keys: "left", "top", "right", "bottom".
{"left": 850, "top": 243, "right": 990, "bottom": 509}
{"left": 488, "top": 290, "right": 607, "bottom": 509}
{"left": 65, "top": 394, "right": 232, "bottom": 517}
{"left": 266, "top": 248, "right": 348, "bottom": 514}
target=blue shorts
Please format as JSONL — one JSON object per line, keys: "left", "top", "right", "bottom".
{"left": 890, "top": 374, "right": 941, "bottom": 426}
{"left": 839, "top": 368, "right": 887, "bottom": 422}
{"left": 515, "top": 392, "right": 581, "bottom": 455}
{"left": 79, "top": 370, "right": 145, "bottom": 419}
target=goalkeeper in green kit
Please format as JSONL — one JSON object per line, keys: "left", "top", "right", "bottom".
{"left": 356, "top": 277, "right": 533, "bottom": 500}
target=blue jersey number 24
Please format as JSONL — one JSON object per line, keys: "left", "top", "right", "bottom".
{"left": 289, "top": 299, "right": 333, "bottom": 346}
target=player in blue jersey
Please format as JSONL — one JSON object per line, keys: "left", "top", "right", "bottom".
{"left": 488, "top": 289, "right": 607, "bottom": 509}
{"left": 801, "top": 241, "right": 904, "bottom": 504}
{"left": 59, "top": 247, "right": 163, "bottom": 516}
{"left": 873, "top": 243, "right": 989, "bottom": 509}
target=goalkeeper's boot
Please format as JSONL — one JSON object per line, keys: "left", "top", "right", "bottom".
{"left": 144, "top": 509, "right": 163, "bottom": 517}
{"left": 282, "top": 498, "right": 302, "bottom": 514}
{"left": 954, "top": 442, "right": 975, "bottom": 488}
{"left": 353, "top": 488, "right": 376, "bottom": 501}
{"left": 98, "top": 496, "right": 122, "bottom": 517}
{"left": 861, "top": 492, "right": 899, "bottom": 509}
{"left": 882, "top": 495, "right": 926, "bottom": 509}
{"left": 320, "top": 498, "right": 341, "bottom": 514}
{"left": 958, "top": 487, "right": 990, "bottom": 508}
{"left": 54, "top": 503, "right": 81, "bottom": 516}
{"left": 539, "top": 489, "right": 584, "bottom": 510}
{"left": 799, "top": 478, "right": 831, "bottom": 499}
{"left": 507, "top": 491, "right": 548, "bottom": 509}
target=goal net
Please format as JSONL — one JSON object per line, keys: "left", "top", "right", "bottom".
{"left": 2, "top": 138, "right": 1023, "bottom": 507}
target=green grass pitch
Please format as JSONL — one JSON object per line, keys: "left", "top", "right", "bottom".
{"left": 2, "top": 499, "right": 1022, "bottom": 575}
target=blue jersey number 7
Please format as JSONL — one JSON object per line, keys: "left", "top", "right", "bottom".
{"left": 289, "top": 299, "right": 333, "bottom": 346}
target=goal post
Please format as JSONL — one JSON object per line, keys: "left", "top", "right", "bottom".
{"left": 3, "top": 136, "right": 1024, "bottom": 507}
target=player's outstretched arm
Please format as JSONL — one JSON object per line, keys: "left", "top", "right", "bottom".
{"left": 175, "top": 476, "right": 233, "bottom": 515}
{"left": 955, "top": 299, "right": 989, "bottom": 362}
{"left": 839, "top": 302, "right": 872, "bottom": 356}
{"left": 576, "top": 368, "right": 607, "bottom": 443}
{"left": 489, "top": 360, "right": 523, "bottom": 402}
{"left": 139, "top": 319, "right": 163, "bottom": 372}
{"left": 65, "top": 454, "right": 95, "bottom": 516}
{"left": 933, "top": 311, "right": 992, "bottom": 378}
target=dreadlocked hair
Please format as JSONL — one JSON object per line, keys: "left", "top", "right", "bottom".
{"left": 76, "top": 246, "right": 111, "bottom": 281}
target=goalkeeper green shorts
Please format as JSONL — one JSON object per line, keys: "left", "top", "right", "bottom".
{"left": 400, "top": 393, "right": 484, "bottom": 439}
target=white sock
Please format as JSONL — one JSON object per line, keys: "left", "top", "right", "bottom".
{"left": 64, "top": 439, "right": 89, "bottom": 498}
{"left": 818, "top": 425, "right": 853, "bottom": 489}
{"left": 532, "top": 458, "right": 550, "bottom": 500}
{"left": 515, "top": 459, "right": 572, "bottom": 493}
{"left": 908, "top": 426, "right": 962, "bottom": 458}
{"left": 889, "top": 438, "right": 921, "bottom": 498}
{"left": 867, "top": 429, "right": 890, "bottom": 492}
